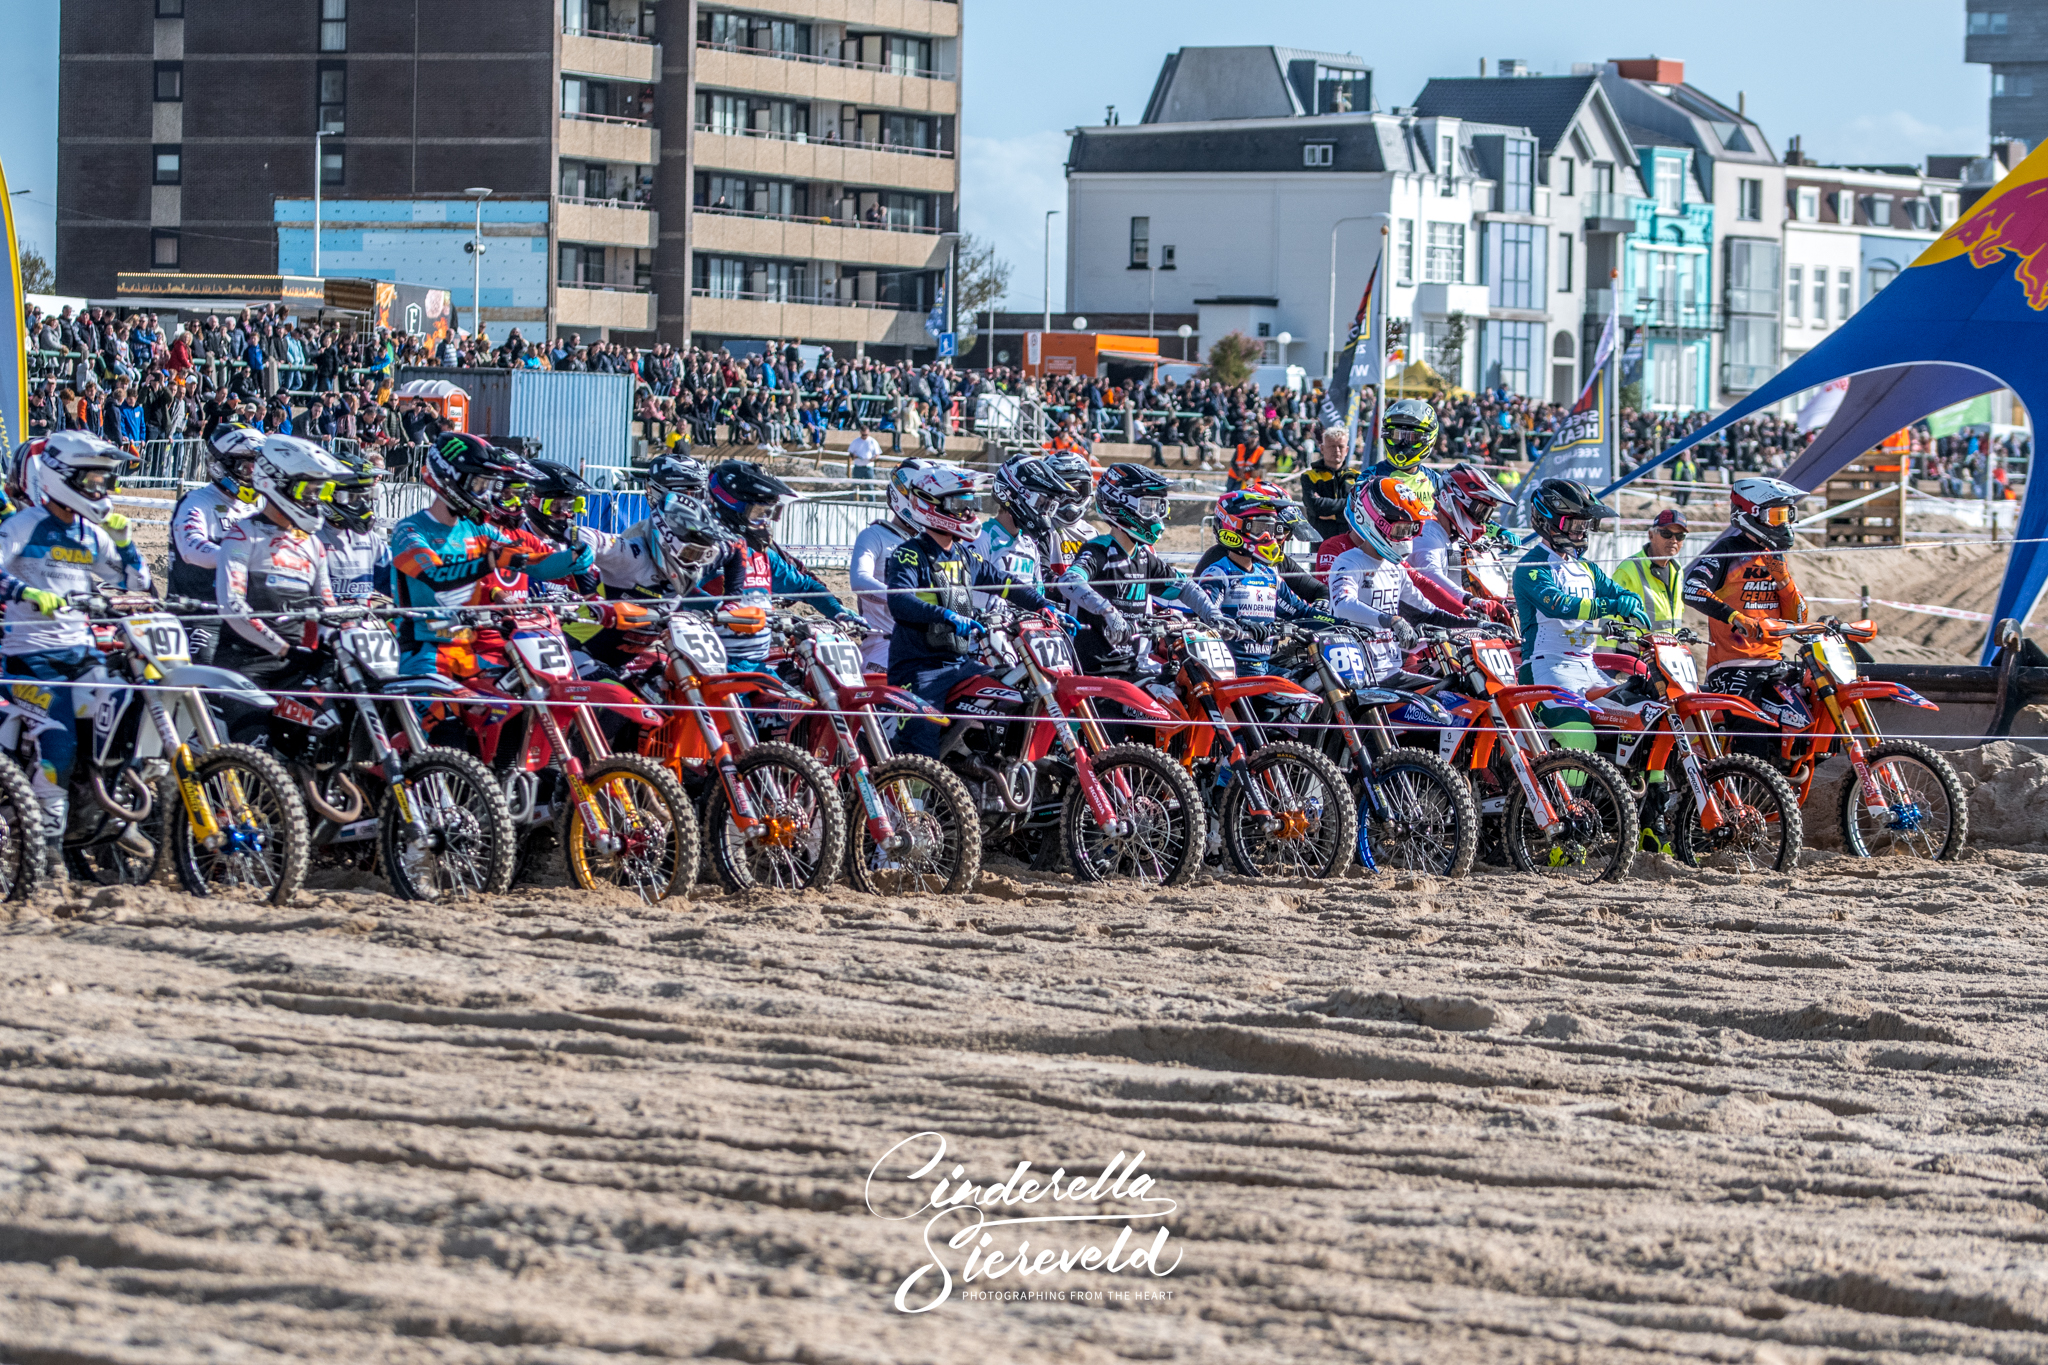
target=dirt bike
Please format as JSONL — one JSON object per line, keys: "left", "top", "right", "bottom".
{"left": 1271, "top": 621, "right": 1480, "bottom": 878}
{"left": 935, "top": 607, "right": 1205, "bottom": 886}
{"left": 450, "top": 604, "right": 696, "bottom": 901}
{"left": 1584, "top": 620, "right": 1804, "bottom": 873}
{"left": 636, "top": 607, "right": 847, "bottom": 892}
{"left": 1742, "top": 617, "right": 1967, "bottom": 861}
{"left": 1133, "top": 615, "right": 1356, "bottom": 879}
{"left": 1397, "top": 625, "right": 1640, "bottom": 882}
{"left": 10, "top": 593, "right": 309, "bottom": 901}
{"left": 775, "top": 613, "right": 979, "bottom": 895}
{"left": 224, "top": 604, "right": 519, "bottom": 901}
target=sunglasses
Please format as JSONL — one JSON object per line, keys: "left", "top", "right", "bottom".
{"left": 1652, "top": 526, "right": 1687, "bottom": 539}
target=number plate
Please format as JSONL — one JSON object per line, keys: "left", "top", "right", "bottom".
{"left": 668, "top": 613, "right": 728, "bottom": 675}
{"left": 1319, "top": 636, "right": 1370, "bottom": 688}
{"left": 1475, "top": 642, "right": 1517, "bottom": 684}
{"left": 1817, "top": 637, "right": 1858, "bottom": 685}
{"left": 1186, "top": 630, "right": 1237, "bottom": 680}
{"left": 122, "top": 614, "right": 190, "bottom": 668}
{"left": 813, "top": 627, "right": 866, "bottom": 688}
{"left": 1656, "top": 642, "right": 1698, "bottom": 691}
{"left": 341, "top": 625, "right": 401, "bottom": 680}
{"left": 512, "top": 631, "right": 572, "bottom": 678}
{"left": 1022, "top": 626, "right": 1074, "bottom": 674}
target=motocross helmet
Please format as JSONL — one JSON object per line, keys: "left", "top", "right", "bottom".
{"left": 1096, "top": 463, "right": 1171, "bottom": 545}
{"left": 707, "top": 460, "right": 795, "bottom": 547}
{"left": 991, "top": 455, "right": 1075, "bottom": 538}
{"left": 643, "top": 450, "right": 708, "bottom": 508}
{"left": 891, "top": 461, "right": 983, "bottom": 540}
{"left": 252, "top": 435, "right": 354, "bottom": 535}
{"left": 656, "top": 495, "right": 728, "bottom": 590}
{"left": 35, "top": 431, "right": 126, "bottom": 526}
{"left": 524, "top": 459, "right": 592, "bottom": 542}
{"left": 1214, "top": 486, "right": 1290, "bottom": 565}
{"left": 424, "top": 432, "right": 535, "bottom": 525}
{"left": 206, "top": 421, "right": 265, "bottom": 501}
{"left": 1731, "top": 476, "right": 1804, "bottom": 553}
{"left": 1438, "top": 461, "right": 1514, "bottom": 544}
{"left": 1344, "top": 475, "right": 1431, "bottom": 562}
{"left": 1382, "top": 397, "right": 1440, "bottom": 470}
{"left": 1045, "top": 451, "right": 1096, "bottom": 527}
{"left": 321, "top": 449, "right": 383, "bottom": 533}
{"left": 1529, "top": 478, "right": 1617, "bottom": 557}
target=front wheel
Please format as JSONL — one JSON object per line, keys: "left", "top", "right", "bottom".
{"left": 165, "top": 744, "right": 309, "bottom": 904}
{"left": 381, "top": 748, "right": 518, "bottom": 901}
{"left": 1671, "top": 754, "right": 1804, "bottom": 874}
{"left": 566, "top": 753, "right": 700, "bottom": 903}
{"left": 1503, "top": 750, "right": 1637, "bottom": 883}
{"left": 846, "top": 754, "right": 981, "bottom": 896}
{"left": 0, "top": 753, "right": 47, "bottom": 901}
{"left": 1062, "top": 742, "right": 1203, "bottom": 887}
{"left": 1219, "top": 740, "right": 1355, "bottom": 879}
{"left": 1362, "top": 748, "right": 1480, "bottom": 879}
{"left": 705, "top": 741, "right": 846, "bottom": 893}
{"left": 1839, "top": 740, "right": 1968, "bottom": 861}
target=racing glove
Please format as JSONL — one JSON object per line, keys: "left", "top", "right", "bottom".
{"left": 102, "top": 512, "right": 132, "bottom": 547}
{"left": 22, "top": 588, "right": 64, "bottom": 616}
{"left": 942, "top": 610, "right": 985, "bottom": 641}
{"left": 1729, "top": 609, "right": 1763, "bottom": 640}
{"left": 1387, "top": 617, "right": 1420, "bottom": 649}
{"left": 1600, "top": 589, "right": 1648, "bottom": 627}
{"left": 1233, "top": 618, "right": 1275, "bottom": 644}
{"left": 1046, "top": 608, "right": 1081, "bottom": 637}
{"left": 1096, "top": 606, "right": 1132, "bottom": 645}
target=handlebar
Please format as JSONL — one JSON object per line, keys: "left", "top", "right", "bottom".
{"left": 1600, "top": 619, "right": 1703, "bottom": 647}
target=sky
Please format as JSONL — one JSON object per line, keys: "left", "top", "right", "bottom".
{"left": 0, "top": 0, "right": 1990, "bottom": 308}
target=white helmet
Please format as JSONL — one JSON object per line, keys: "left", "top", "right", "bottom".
{"left": 252, "top": 435, "right": 351, "bottom": 534}
{"left": 37, "top": 431, "right": 126, "bottom": 525}
{"left": 206, "top": 422, "right": 265, "bottom": 494}
{"left": 888, "top": 460, "right": 982, "bottom": 540}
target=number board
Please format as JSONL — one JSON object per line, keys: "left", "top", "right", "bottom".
{"left": 1320, "top": 638, "right": 1370, "bottom": 689}
{"left": 1023, "top": 627, "right": 1074, "bottom": 674}
{"left": 123, "top": 614, "right": 191, "bottom": 668}
{"left": 1186, "top": 632, "right": 1237, "bottom": 680}
{"left": 341, "top": 625, "right": 401, "bottom": 680}
{"left": 1474, "top": 642, "right": 1517, "bottom": 686}
{"left": 512, "top": 631, "right": 572, "bottom": 679}
{"left": 669, "top": 614, "right": 728, "bottom": 675}
{"left": 1655, "top": 642, "right": 1698, "bottom": 692}
{"left": 813, "top": 628, "right": 867, "bottom": 687}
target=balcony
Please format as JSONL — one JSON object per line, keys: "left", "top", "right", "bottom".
{"left": 559, "top": 112, "right": 659, "bottom": 166}
{"left": 557, "top": 196, "right": 658, "bottom": 250}
{"left": 690, "top": 206, "right": 948, "bottom": 270}
{"left": 561, "top": 30, "right": 657, "bottom": 83}
{"left": 1413, "top": 281, "right": 1489, "bottom": 317}
{"left": 1631, "top": 297, "right": 1722, "bottom": 332}
{"left": 556, "top": 285, "right": 656, "bottom": 332}
{"left": 692, "top": 127, "right": 954, "bottom": 194}
{"left": 1582, "top": 192, "right": 1638, "bottom": 234}
{"left": 694, "top": 0, "right": 959, "bottom": 40}
{"left": 690, "top": 292, "right": 934, "bottom": 347}
{"left": 695, "top": 46, "right": 957, "bottom": 117}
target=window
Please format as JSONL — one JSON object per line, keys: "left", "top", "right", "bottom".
{"left": 1787, "top": 265, "right": 1804, "bottom": 322}
{"left": 880, "top": 112, "right": 927, "bottom": 148}
{"left": 1559, "top": 156, "right": 1575, "bottom": 196}
{"left": 153, "top": 61, "right": 182, "bottom": 102}
{"left": 767, "top": 21, "right": 814, "bottom": 58}
{"left": 1485, "top": 222, "right": 1546, "bottom": 309}
{"left": 1303, "top": 143, "right": 1334, "bottom": 168}
{"left": 1479, "top": 320, "right": 1540, "bottom": 396}
{"left": 1502, "top": 138, "right": 1534, "bottom": 213}
{"left": 1725, "top": 238, "right": 1780, "bottom": 315}
{"left": 883, "top": 35, "right": 931, "bottom": 76}
{"left": 1812, "top": 269, "right": 1828, "bottom": 326}
{"left": 1833, "top": 190, "right": 1853, "bottom": 222}
{"left": 1864, "top": 196, "right": 1892, "bottom": 227}
{"left": 1904, "top": 198, "right": 1934, "bottom": 230}
{"left": 152, "top": 146, "right": 181, "bottom": 185}
{"left": 1396, "top": 219, "right": 1415, "bottom": 286}
{"left": 317, "top": 62, "right": 346, "bottom": 134}
{"left": 319, "top": 0, "right": 346, "bottom": 51}
{"left": 150, "top": 230, "right": 179, "bottom": 270}
{"left": 1724, "top": 316, "right": 1779, "bottom": 393}
{"left": 1424, "top": 221, "right": 1465, "bottom": 283}
{"left": 1256, "top": 322, "right": 1271, "bottom": 338}
{"left": 698, "top": 91, "right": 746, "bottom": 135}
{"left": 1439, "top": 135, "right": 1456, "bottom": 194}
{"left": 1838, "top": 267, "right": 1853, "bottom": 319}
{"left": 1129, "top": 216, "right": 1149, "bottom": 268}
{"left": 1738, "top": 177, "right": 1762, "bottom": 221}
{"left": 155, "top": 0, "right": 183, "bottom": 15}
{"left": 695, "top": 254, "right": 746, "bottom": 298}
{"left": 1314, "top": 64, "right": 1365, "bottom": 113}
{"left": 1593, "top": 162, "right": 1615, "bottom": 195}
{"left": 699, "top": 12, "right": 744, "bottom": 49}
{"left": 1971, "top": 10, "right": 2010, "bottom": 33}
{"left": 1653, "top": 156, "right": 1683, "bottom": 212}
{"left": 1557, "top": 233, "right": 1573, "bottom": 291}
{"left": 1795, "top": 186, "right": 1819, "bottom": 221}
{"left": 1995, "top": 73, "right": 2034, "bottom": 98}
{"left": 1552, "top": 331, "right": 1576, "bottom": 403}
{"left": 1160, "top": 244, "right": 1176, "bottom": 269}
{"left": 321, "top": 145, "right": 344, "bottom": 186}
{"left": 1868, "top": 264, "right": 1898, "bottom": 295}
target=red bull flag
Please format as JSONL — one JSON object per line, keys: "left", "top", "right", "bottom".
{"left": 1604, "top": 139, "right": 2048, "bottom": 661}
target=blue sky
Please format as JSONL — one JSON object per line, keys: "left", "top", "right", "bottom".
{"left": 1, "top": 0, "right": 1988, "bottom": 308}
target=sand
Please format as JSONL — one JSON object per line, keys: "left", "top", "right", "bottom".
{"left": 8, "top": 746, "right": 2048, "bottom": 1363}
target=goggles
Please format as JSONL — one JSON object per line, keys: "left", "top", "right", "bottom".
{"left": 1130, "top": 494, "right": 1170, "bottom": 520}
{"left": 937, "top": 491, "right": 979, "bottom": 516}
{"left": 287, "top": 479, "right": 342, "bottom": 505}
{"left": 330, "top": 481, "right": 377, "bottom": 506}
{"left": 1554, "top": 513, "right": 1599, "bottom": 537}
{"left": 1238, "top": 514, "right": 1281, "bottom": 540}
{"left": 1756, "top": 504, "right": 1794, "bottom": 527}
{"left": 1383, "top": 517, "right": 1424, "bottom": 541}
{"left": 669, "top": 535, "right": 722, "bottom": 566}
{"left": 745, "top": 501, "right": 784, "bottom": 525}
{"left": 462, "top": 473, "right": 511, "bottom": 501}
{"left": 71, "top": 469, "right": 119, "bottom": 497}
{"left": 533, "top": 494, "right": 586, "bottom": 518}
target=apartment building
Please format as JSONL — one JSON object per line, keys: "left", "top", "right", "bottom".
{"left": 56, "top": 0, "right": 960, "bottom": 354}
{"left": 1966, "top": 0, "right": 2048, "bottom": 151}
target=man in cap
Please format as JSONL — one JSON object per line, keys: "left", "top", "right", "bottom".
{"left": 1610, "top": 508, "right": 1690, "bottom": 634}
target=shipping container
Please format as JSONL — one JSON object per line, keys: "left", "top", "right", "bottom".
{"left": 397, "top": 367, "right": 635, "bottom": 481}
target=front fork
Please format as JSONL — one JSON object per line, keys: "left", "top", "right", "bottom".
{"left": 1830, "top": 693, "right": 1899, "bottom": 816}
{"left": 163, "top": 690, "right": 234, "bottom": 846}
{"left": 1494, "top": 701, "right": 1564, "bottom": 833}
{"left": 835, "top": 710, "right": 896, "bottom": 848}
{"left": 535, "top": 702, "right": 611, "bottom": 848}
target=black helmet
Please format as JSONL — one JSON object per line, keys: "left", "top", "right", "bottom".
{"left": 1044, "top": 451, "right": 1095, "bottom": 526}
{"left": 322, "top": 449, "right": 383, "bottom": 533}
{"left": 1095, "top": 463, "right": 1172, "bottom": 545}
{"left": 707, "top": 460, "right": 795, "bottom": 546}
{"left": 525, "top": 458, "right": 592, "bottom": 541}
{"left": 644, "top": 450, "right": 708, "bottom": 507}
{"left": 424, "top": 432, "right": 535, "bottom": 525}
{"left": 1528, "top": 478, "right": 1616, "bottom": 557}
{"left": 656, "top": 494, "right": 729, "bottom": 588}
{"left": 992, "top": 454, "right": 1078, "bottom": 537}
{"left": 1383, "top": 398, "right": 1439, "bottom": 470}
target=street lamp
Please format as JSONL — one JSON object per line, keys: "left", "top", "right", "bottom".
{"left": 312, "top": 130, "right": 331, "bottom": 277}
{"left": 1176, "top": 322, "right": 1192, "bottom": 362}
{"left": 1326, "top": 212, "right": 1390, "bottom": 382}
{"left": 1043, "top": 209, "right": 1059, "bottom": 333}
{"left": 1275, "top": 330, "right": 1293, "bottom": 370}
{"left": 464, "top": 187, "right": 492, "bottom": 341}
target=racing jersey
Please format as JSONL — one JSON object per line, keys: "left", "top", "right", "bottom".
{"left": 1194, "top": 542, "right": 1326, "bottom": 604}
{"left": 1059, "top": 535, "right": 1216, "bottom": 675}
{"left": 0, "top": 509, "right": 152, "bottom": 656}
{"left": 593, "top": 517, "right": 669, "bottom": 597}
{"left": 217, "top": 517, "right": 336, "bottom": 657}
{"left": 169, "top": 483, "right": 257, "bottom": 600}
{"left": 1682, "top": 527, "right": 1806, "bottom": 671}
{"left": 525, "top": 524, "right": 606, "bottom": 606}
{"left": 389, "top": 508, "right": 583, "bottom": 676}
{"left": 1195, "top": 555, "right": 1328, "bottom": 670}
{"left": 970, "top": 517, "right": 1054, "bottom": 612}
{"left": 1326, "top": 546, "right": 1462, "bottom": 680}
{"left": 1047, "top": 518, "right": 1097, "bottom": 580}
{"left": 698, "top": 539, "right": 850, "bottom": 665}
{"left": 1512, "top": 542, "right": 1622, "bottom": 692}
{"left": 1364, "top": 460, "right": 1445, "bottom": 508}
{"left": 849, "top": 518, "right": 911, "bottom": 670}
{"left": 884, "top": 533, "right": 1048, "bottom": 673}
{"left": 319, "top": 525, "right": 392, "bottom": 605}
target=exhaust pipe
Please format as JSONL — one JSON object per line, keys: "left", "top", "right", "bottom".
{"left": 91, "top": 767, "right": 155, "bottom": 823}
{"left": 304, "top": 771, "right": 366, "bottom": 825}
{"left": 992, "top": 760, "right": 1036, "bottom": 814}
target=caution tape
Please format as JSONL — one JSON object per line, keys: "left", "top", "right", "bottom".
{"left": 1807, "top": 595, "right": 2034, "bottom": 626}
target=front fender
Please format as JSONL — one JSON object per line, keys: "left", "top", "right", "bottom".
{"left": 165, "top": 663, "right": 275, "bottom": 709}
{"left": 1055, "top": 676, "right": 1173, "bottom": 722}
{"left": 1675, "top": 692, "right": 1772, "bottom": 724}
{"left": 1210, "top": 676, "right": 1320, "bottom": 708}
{"left": 1841, "top": 680, "right": 1939, "bottom": 710}
{"left": 839, "top": 684, "right": 942, "bottom": 718}
{"left": 546, "top": 678, "right": 667, "bottom": 728}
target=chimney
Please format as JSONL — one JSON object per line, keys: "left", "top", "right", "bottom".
{"left": 1478, "top": 57, "right": 1486, "bottom": 77}
{"left": 1609, "top": 57, "right": 1685, "bottom": 84}
{"left": 1738, "top": 90, "right": 1746, "bottom": 117}
{"left": 1784, "top": 134, "right": 1805, "bottom": 167}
